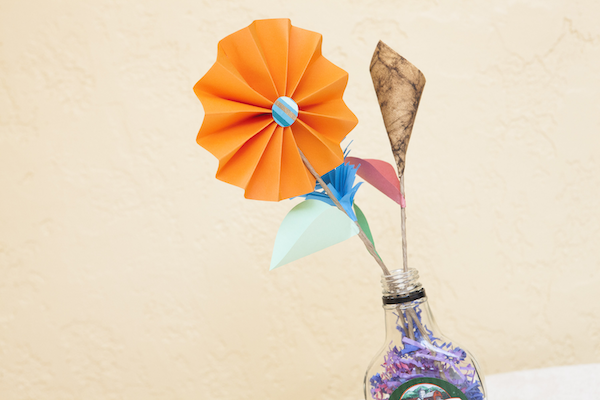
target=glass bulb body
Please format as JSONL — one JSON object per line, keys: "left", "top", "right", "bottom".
{"left": 364, "top": 269, "right": 487, "bottom": 400}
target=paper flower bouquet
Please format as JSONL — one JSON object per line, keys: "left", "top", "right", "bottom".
{"left": 194, "top": 18, "right": 487, "bottom": 400}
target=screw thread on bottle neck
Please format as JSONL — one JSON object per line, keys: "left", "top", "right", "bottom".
{"left": 381, "top": 268, "right": 422, "bottom": 296}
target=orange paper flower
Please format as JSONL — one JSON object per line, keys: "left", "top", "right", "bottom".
{"left": 194, "top": 18, "right": 358, "bottom": 201}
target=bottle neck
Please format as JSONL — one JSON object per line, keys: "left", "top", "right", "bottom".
{"left": 381, "top": 268, "right": 426, "bottom": 305}
{"left": 381, "top": 268, "right": 434, "bottom": 339}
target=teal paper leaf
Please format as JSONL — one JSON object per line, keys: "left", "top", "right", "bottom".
{"left": 353, "top": 203, "right": 375, "bottom": 249}
{"left": 270, "top": 200, "right": 359, "bottom": 270}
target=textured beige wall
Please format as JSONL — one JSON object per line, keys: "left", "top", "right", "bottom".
{"left": 1, "top": 0, "right": 600, "bottom": 398}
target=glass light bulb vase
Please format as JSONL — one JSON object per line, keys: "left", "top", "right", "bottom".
{"left": 364, "top": 268, "right": 487, "bottom": 400}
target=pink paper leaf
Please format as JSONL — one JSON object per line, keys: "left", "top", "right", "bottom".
{"left": 345, "top": 157, "right": 401, "bottom": 204}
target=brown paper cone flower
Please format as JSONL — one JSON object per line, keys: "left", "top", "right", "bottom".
{"left": 194, "top": 18, "right": 358, "bottom": 201}
{"left": 370, "top": 41, "right": 426, "bottom": 179}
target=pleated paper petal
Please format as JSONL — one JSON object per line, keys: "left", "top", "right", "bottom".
{"left": 270, "top": 200, "right": 359, "bottom": 270}
{"left": 194, "top": 19, "right": 358, "bottom": 201}
{"left": 346, "top": 157, "right": 402, "bottom": 204}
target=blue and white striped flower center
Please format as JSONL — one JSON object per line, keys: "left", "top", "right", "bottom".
{"left": 271, "top": 96, "right": 298, "bottom": 127}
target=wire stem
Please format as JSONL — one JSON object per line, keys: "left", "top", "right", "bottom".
{"left": 400, "top": 174, "right": 408, "bottom": 272}
{"left": 298, "top": 150, "right": 390, "bottom": 275}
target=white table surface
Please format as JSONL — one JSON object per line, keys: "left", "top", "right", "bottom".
{"left": 486, "top": 363, "right": 600, "bottom": 399}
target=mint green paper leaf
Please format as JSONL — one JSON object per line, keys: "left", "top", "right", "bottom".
{"left": 270, "top": 200, "right": 359, "bottom": 270}
{"left": 353, "top": 203, "right": 375, "bottom": 249}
